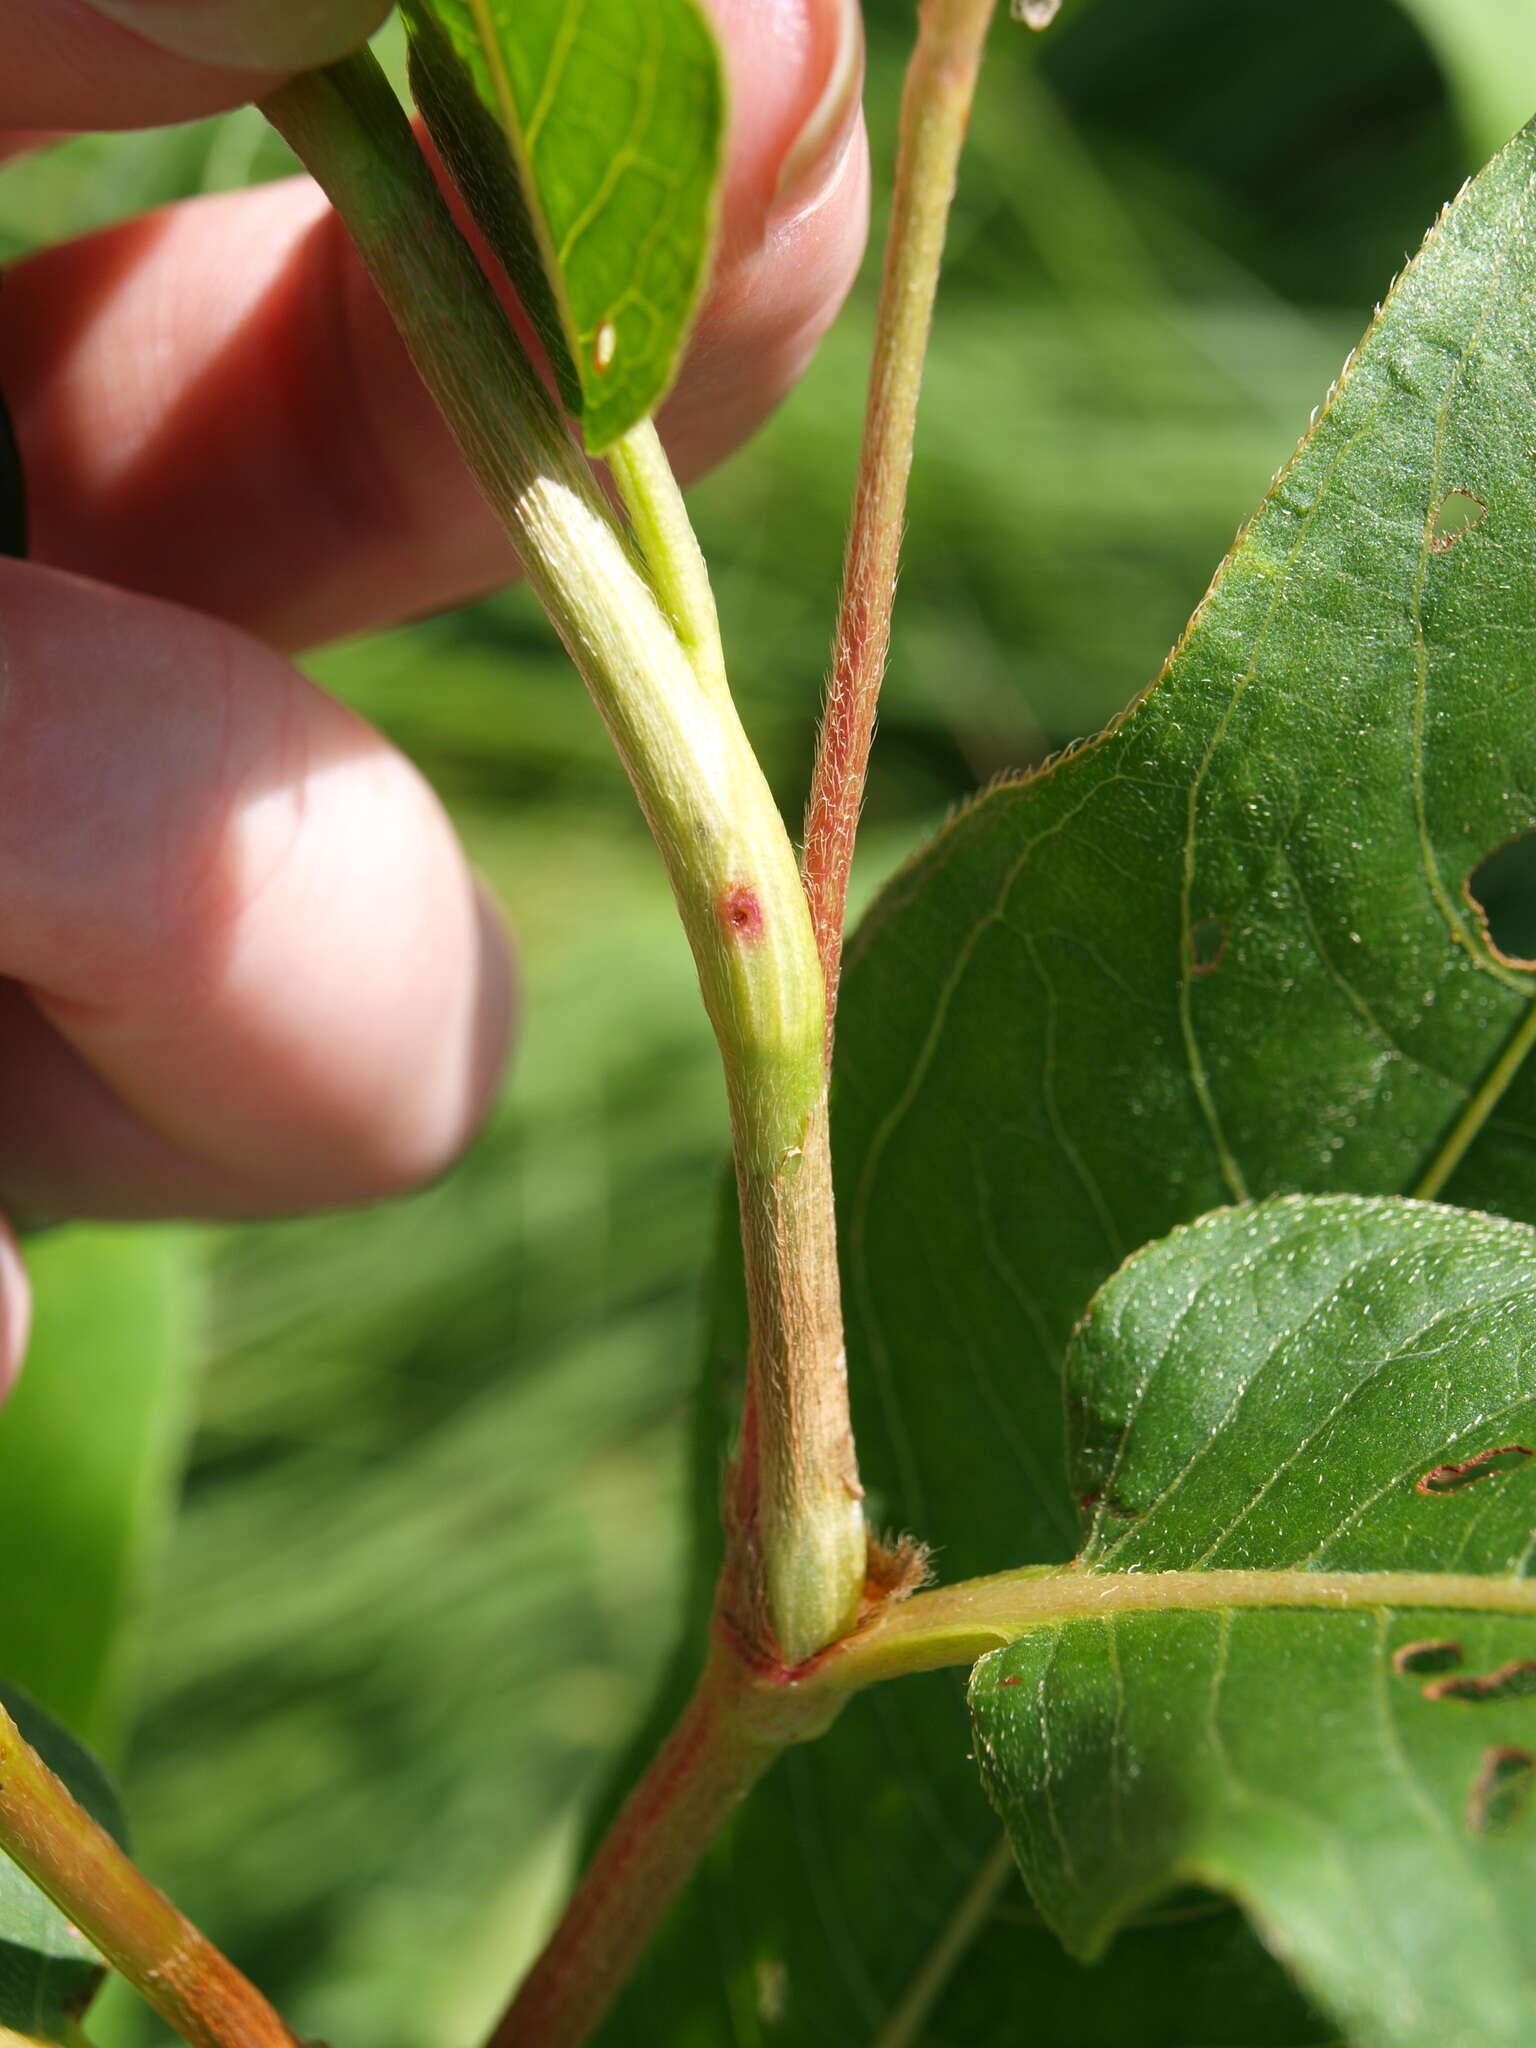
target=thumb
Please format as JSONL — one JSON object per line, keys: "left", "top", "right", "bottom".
{"left": 1, "top": 0, "right": 391, "bottom": 128}
{"left": 83, "top": 0, "right": 390, "bottom": 72}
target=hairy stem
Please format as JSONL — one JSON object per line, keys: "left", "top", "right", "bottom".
{"left": 802, "top": 0, "right": 1000, "bottom": 1052}
{"left": 0, "top": 1704, "right": 299, "bottom": 2048}
{"left": 263, "top": 51, "right": 866, "bottom": 1669}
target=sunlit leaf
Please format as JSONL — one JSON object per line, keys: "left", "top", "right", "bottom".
{"left": 402, "top": 0, "right": 726, "bottom": 452}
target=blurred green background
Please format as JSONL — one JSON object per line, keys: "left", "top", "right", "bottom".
{"left": 1, "top": 1, "right": 1534, "bottom": 2041}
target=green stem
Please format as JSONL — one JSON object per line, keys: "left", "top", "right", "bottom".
{"left": 0, "top": 1704, "right": 300, "bottom": 2048}
{"left": 261, "top": 51, "right": 867, "bottom": 1666}
{"left": 606, "top": 421, "right": 727, "bottom": 696}
{"left": 801, "top": 0, "right": 1000, "bottom": 1056}
{"left": 1413, "top": 995, "right": 1536, "bottom": 1199}
{"left": 813, "top": 1564, "right": 1536, "bottom": 1692}
{"left": 869, "top": 1835, "right": 1017, "bottom": 2048}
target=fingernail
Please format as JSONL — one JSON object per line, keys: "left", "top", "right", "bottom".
{"left": 773, "top": 0, "right": 865, "bottom": 219}
{"left": 85, "top": 0, "right": 392, "bottom": 73}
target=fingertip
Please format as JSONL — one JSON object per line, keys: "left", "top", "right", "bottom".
{"left": 471, "top": 879, "right": 518, "bottom": 1125}
{"left": 707, "top": 0, "right": 866, "bottom": 255}
{"left": 0, "top": 1220, "right": 32, "bottom": 1404}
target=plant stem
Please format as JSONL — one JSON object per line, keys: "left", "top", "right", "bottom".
{"left": 801, "top": 0, "right": 1000, "bottom": 1053}
{"left": 262, "top": 52, "right": 866, "bottom": 1665}
{"left": 606, "top": 421, "right": 727, "bottom": 696}
{"left": 0, "top": 1703, "right": 299, "bottom": 2048}
{"left": 487, "top": 1639, "right": 841, "bottom": 2048}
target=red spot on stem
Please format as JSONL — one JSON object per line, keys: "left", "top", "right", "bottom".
{"left": 721, "top": 884, "right": 765, "bottom": 943}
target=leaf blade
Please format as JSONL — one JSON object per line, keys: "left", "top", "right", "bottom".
{"left": 404, "top": 0, "right": 726, "bottom": 450}
{"left": 973, "top": 1196, "right": 1536, "bottom": 2047}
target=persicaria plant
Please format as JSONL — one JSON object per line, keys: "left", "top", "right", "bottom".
{"left": 0, "top": 3, "right": 1534, "bottom": 2046}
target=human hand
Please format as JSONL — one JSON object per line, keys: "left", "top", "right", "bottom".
{"left": 0, "top": 0, "right": 869, "bottom": 1386}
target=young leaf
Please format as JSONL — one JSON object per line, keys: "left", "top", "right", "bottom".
{"left": 402, "top": 0, "right": 726, "bottom": 452}
{"left": 972, "top": 1195, "right": 1536, "bottom": 2048}
{"left": 0, "top": 1685, "right": 125, "bottom": 2044}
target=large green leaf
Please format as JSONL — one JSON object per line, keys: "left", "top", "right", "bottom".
{"left": 402, "top": 0, "right": 725, "bottom": 452}
{"left": 599, "top": 116, "right": 1536, "bottom": 2046}
{"left": 0, "top": 1684, "right": 125, "bottom": 2044}
{"left": 0, "top": 1230, "right": 197, "bottom": 1755}
{"left": 973, "top": 1195, "right": 1536, "bottom": 2048}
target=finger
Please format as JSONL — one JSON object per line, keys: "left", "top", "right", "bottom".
{"left": 0, "top": 0, "right": 390, "bottom": 129}
{"left": 0, "top": 0, "right": 868, "bottom": 651}
{"left": 0, "top": 1218, "right": 30, "bottom": 1403}
{"left": 0, "top": 560, "right": 514, "bottom": 1221}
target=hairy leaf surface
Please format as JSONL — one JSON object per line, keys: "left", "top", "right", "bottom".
{"left": 973, "top": 1196, "right": 1536, "bottom": 2048}
{"left": 600, "top": 120, "right": 1536, "bottom": 2046}
{"left": 0, "top": 1686, "right": 124, "bottom": 2044}
{"left": 403, "top": 0, "right": 725, "bottom": 451}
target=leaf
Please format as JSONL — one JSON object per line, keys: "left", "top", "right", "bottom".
{"left": 601, "top": 117, "right": 1536, "bottom": 2046}
{"left": 837, "top": 113, "right": 1536, "bottom": 1577}
{"left": 0, "top": 1230, "right": 198, "bottom": 1755}
{"left": 0, "top": 1684, "right": 125, "bottom": 2044}
{"left": 972, "top": 1194, "right": 1536, "bottom": 2048}
{"left": 402, "top": 0, "right": 726, "bottom": 452}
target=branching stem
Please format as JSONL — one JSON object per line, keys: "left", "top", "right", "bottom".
{"left": 0, "top": 1703, "right": 299, "bottom": 2048}
{"left": 262, "top": 51, "right": 866, "bottom": 1671}
{"left": 802, "top": 0, "right": 1000, "bottom": 1053}
{"left": 488, "top": 1636, "right": 841, "bottom": 2048}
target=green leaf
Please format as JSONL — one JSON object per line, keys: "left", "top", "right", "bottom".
{"left": 0, "top": 1684, "right": 125, "bottom": 2044}
{"left": 402, "top": 0, "right": 725, "bottom": 452}
{"left": 837, "top": 112, "right": 1536, "bottom": 1577}
{"left": 602, "top": 117, "right": 1536, "bottom": 2045}
{"left": 972, "top": 1194, "right": 1536, "bottom": 2048}
{"left": 0, "top": 1230, "right": 198, "bottom": 1754}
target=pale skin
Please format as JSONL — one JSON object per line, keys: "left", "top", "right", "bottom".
{"left": 0, "top": 0, "right": 870, "bottom": 1389}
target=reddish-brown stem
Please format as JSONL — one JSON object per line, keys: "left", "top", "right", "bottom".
{"left": 486, "top": 1640, "right": 840, "bottom": 2048}
{"left": 0, "top": 1703, "right": 299, "bottom": 2048}
{"left": 802, "top": 0, "right": 1000, "bottom": 1054}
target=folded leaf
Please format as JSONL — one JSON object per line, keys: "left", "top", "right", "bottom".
{"left": 402, "top": 0, "right": 725, "bottom": 452}
{"left": 972, "top": 1195, "right": 1536, "bottom": 2048}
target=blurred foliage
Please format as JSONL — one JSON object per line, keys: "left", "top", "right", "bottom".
{"left": 1, "top": 1, "right": 1533, "bottom": 2043}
